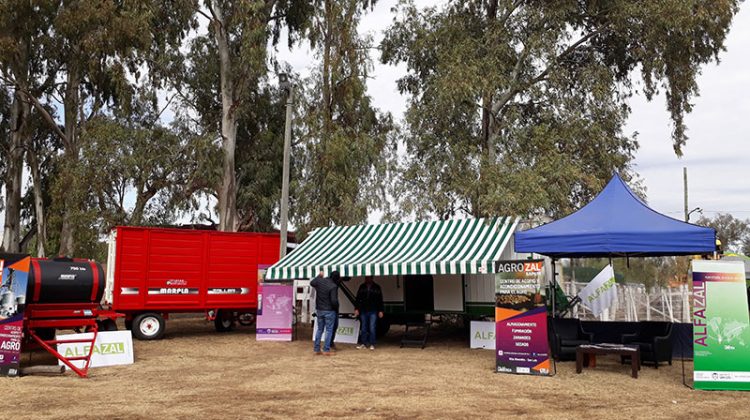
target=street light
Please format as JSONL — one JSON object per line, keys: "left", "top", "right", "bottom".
{"left": 686, "top": 207, "right": 702, "bottom": 222}
{"left": 278, "top": 73, "right": 294, "bottom": 258}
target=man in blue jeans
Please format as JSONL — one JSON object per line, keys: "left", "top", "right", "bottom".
{"left": 354, "top": 276, "right": 384, "bottom": 350}
{"left": 311, "top": 271, "right": 340, "bottom": 355}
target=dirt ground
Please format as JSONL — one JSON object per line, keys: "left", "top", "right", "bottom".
{"left": 5, "top": 317, "right": 749, "bottom": 419}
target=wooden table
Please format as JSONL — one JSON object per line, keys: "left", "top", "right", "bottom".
{"left": 576, "top": 344, "right": 640, "bottom": 378}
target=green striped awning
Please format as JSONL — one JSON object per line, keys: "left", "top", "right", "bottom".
{"left": 265, "top": 217, "right": 519, "bottom": 280}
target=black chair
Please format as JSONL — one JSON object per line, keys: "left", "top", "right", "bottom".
{"left": 549, "top": 317, "right": 594, "bottom": 361}
{"left": 621, "top": 321, "right": 673, "bottom": 368}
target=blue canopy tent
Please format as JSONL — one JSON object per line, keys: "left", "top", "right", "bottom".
{"left": 515, "top": 173, "right": 716, "bottom": 258}
{"left": 515, "top": 174, "right": 716, "bottom": 362}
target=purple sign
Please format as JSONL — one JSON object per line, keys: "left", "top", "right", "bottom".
{"left": 495, "top": 307, "right": 550, "bottom": 375}
{"left": 495, "top": 259, "right": 550, "bottom": 375}
{"left": 256, "top": 284, "right": 294, "bottom": 341}
{"left": 0, "top": 256, "right": 30, "bottom": 377}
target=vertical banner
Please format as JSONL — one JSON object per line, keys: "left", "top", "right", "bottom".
{"left": 494, "top": 260, "right": 550, "bottom": 375}
{"left": 692, "top": 260, "right": 750, "bottom": 390}
{"left": 0, "top": 255, "right": 30, "bottom": 377}
{"left": 256, "top": 284, "right": 294, "bottom": 341}
{"left": 577, "top": 264, "right": 617, "bottom": 316}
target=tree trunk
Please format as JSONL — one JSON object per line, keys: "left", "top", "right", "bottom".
{"left": 484, "top": 0, "right": 499, "bottom": 164}
{"left": 131, "top": 185, "right": 156, "bottom": 226}
{"left": 58, "top": 69, "right": 80, "bottom": 256}
{"left": 27, "top": 150, "right": 47, "bottom": 257}
{"left": 210, "top": 1, "right": 238, "bottom": 232}
{"left": 322, "top": 0, "right": 333, "bottom": 139}
{"left": 1, "top": 91, "right": 28, "bottom": 253}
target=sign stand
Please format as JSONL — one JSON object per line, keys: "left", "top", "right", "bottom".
{"left": 691, "top": 260, "right": 750, "bottom": 390}
{"left": 494, "top": 260, "right": 551, "bottom": 376}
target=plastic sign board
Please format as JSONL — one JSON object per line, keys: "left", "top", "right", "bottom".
{"left": 470, "top": 321, "right": 495, "bottom": 349}
{"left": 0, "top": 255, "right": 30, "bottom": 377}
{"left": 56, "top": 331, "right": 134, "bottom": 369}
{"left": 692, "top": 260, "right": 750, "bottom": 390}
{"left": 494, "top": 260, "right": 550, "bottom": 376}
{"left": 312, "top": 318, "right": 360, "bottom": 344}
{"left": 256, "top": 284, "right": 294, "bottom": 341}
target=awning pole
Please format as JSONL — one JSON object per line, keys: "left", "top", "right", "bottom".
{"left": 551, "top": 258, "right": 556, "bottom": 318}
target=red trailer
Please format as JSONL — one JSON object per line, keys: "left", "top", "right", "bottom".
{"left": 105, "top": 226, "right": 280, "bottom": 340}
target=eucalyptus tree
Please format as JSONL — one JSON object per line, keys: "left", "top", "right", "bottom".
{"left": 291, "top": 0, "right": 395, "bottom": 237}
{"left": 191, "top": 0, "right": 311, "bottom": 231}
{"left": 382, "top": 0, "right": 740, "bottom": 219}
{"left": 697, "top": 213, "right": 750, "bottom": 254}
{"left": 1, "top": 1, "right": 198, "bottom": 255}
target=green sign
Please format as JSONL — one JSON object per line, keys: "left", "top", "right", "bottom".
{"left": 692, "top": 260, "right": 750, "bottom": 391}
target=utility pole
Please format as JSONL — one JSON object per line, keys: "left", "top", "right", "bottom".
{"left": 279, "top": 74, "right": 294, "bottom": 258}
{"left": 683, "top": 167, "right": 688, "bottom": 222}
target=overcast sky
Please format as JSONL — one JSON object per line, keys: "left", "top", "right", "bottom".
{"left": 277, "top": 0, "right": 750, "bottom": 223}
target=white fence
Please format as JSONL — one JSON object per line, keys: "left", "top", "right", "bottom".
{"left": 563, "top": 281, "right": 691, "bottom": 323}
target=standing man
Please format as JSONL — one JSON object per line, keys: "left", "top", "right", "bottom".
{"left": 354, "top": 276, "right": 384, "bottom": 350}
{"left": 329, "top": 272, "right": 343, "bottom": 349}
{"left": 311, "top": 270, "right": 339, "bottom": 355}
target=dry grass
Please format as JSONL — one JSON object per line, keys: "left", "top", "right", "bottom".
{"left": 6, "top": 317, "right": 749, "bottom": 419}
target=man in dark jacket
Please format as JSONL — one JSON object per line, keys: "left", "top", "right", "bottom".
{"left": 329, "top": 273, "right": 343, "bottom": 348}
{"left": 354, "top": 276, "right": 384, "bottom": 350}
{"left": 311, "top": 271, "right": 339, "bottom": 355}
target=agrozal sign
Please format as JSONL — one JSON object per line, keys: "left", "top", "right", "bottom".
{"left": 692, "top": 260, "right": 750, "bottom": 390}
{"left": 0, "top": 255, "right": 30, "bottom": 377}
{"left": 494, "top": 259, "right": 550, "bottom": 376}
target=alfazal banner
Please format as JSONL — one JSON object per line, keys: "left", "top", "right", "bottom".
{"left": 494, "top": 260, "right": 550, "bottom": 376}
{"left": 692, "top": 260, "right": 750, "bottom": 391}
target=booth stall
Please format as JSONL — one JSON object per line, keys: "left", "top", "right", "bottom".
{"left": 264, "top": 217, "right": 525, "bottom": 339}
{"left": 514, "top": 173, "right": 717, "bottom": 370}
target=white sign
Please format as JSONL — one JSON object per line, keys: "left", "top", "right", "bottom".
{"left": 470, "top": 321, "right": 495, "bottom": 350}
{"left": 312, "top": 318, "right": 360, "bottom": 344}
{"left": 578, "top": 265, "right": 618, "bottom": 316}
{"left": 56, "top": 331, "right": 134, "bottom": 369}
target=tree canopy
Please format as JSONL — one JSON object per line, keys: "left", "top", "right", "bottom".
{"left": 381, "top": 0, "right": 740, "bottom": 219}
{"left": 0, "top": 0, "right": 743, "bottom": 265}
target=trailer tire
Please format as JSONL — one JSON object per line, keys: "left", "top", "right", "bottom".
{"left": 35, "top": 328, "right": 56, "bottom": 341}
{"left": 98, "top": 318, "right": 118, "bottom": 331}
{"left": 238, "top": 312, "right": 256, "bottom": 326}
{"left": 214, "top": 311, "right": 235, "bottom": 332}
{"left": 132, "top": 313, "right": 165, "bottom": 340}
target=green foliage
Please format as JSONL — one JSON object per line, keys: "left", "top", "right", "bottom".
{"left": 0, "top": 1, "right": 741, "bottom": 258}
{"left": 381, "top": 0, "right": 740, "bottom": 220}
{"left": 292, "top": 0, "right": 395, "bottom": 237}
{"left": 177, "top": 29, "right": 289, "bottom": 231}
{"left": 697, "top": 213, "right": 750, "bottom": 254}
{"left": 567, "top": 257, "right": 691, "bottom": 290}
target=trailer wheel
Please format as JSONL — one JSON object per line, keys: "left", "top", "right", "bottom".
{"left": 238, "top": 312, "right": 256, "bottom": 326}
{"left": 132, "top": 313, "right": 165, "bottom": 340}
{"left": 35, "top": 328, "right": 56, "bottom": 341}
{"left": 97, "top": 318, "right": 118, "bottom": 331}
{"left": 214, "top": 311, "right": 235, "bottom": 332}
